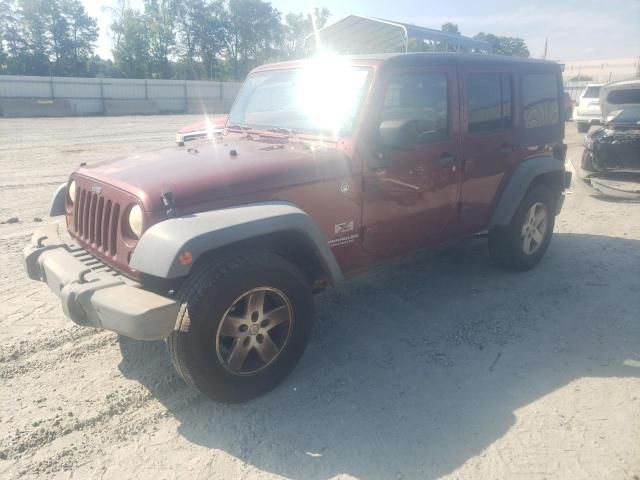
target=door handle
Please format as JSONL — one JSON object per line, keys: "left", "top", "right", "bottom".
{"left": 499, "top": 144, "right": 514, "bottom": 154}
{"left": 436, "top": 154, "right": 456, "bottom": 167}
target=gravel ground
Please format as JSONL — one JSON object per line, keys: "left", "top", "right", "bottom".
{"left": 0, "top": 116, "right": 639, "bottom": 480}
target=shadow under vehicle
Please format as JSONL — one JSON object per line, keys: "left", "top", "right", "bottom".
{"left": 116, "top": 232, "right": 640, "bottom": 480}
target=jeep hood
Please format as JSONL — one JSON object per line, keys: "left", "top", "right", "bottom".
{"left": 75, "top": 135, "right": 351, "bottom": 212}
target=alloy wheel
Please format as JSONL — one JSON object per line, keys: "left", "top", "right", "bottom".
{"left": 521, "top": 202, "right": 548, "bottom": 255}
{"left": 215, "top": 287, "right": 293, "bottom": 375}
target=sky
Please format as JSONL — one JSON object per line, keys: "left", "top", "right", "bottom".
{"left": 84, "top": 0, "right": 640, "bottom": 61}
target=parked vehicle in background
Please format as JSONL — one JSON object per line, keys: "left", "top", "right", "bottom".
{"left": 574, "top": 83, "right": 603, "bottom": 132}
{"left": 176, "top": 115, "right": 228, "bottom": 145}
{"left": 564, "top": 92, "right": 573, "bottom": 121}
{"left": 23, "top": 53, "right": 570, "bottom": 403}
{"left": 575, "top": 79, "right": 640, "bottom": 199}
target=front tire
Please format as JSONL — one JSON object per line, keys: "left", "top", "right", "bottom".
{"left": 489, "top": 185, "right": 557, "bottom": 271}
{"left": 577, "top": 122, "right": 590, "bottom": 133}
{"left": 167, "top": 250, "right": 314, "bottom": 403}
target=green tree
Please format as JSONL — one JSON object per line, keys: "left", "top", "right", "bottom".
{"left": 1, "top": 0, "right": 97, "bottom": 76}
{"left": 45, "top": 0, "right": 98, "bottom": 76}
{"left": 175, "top": 0, "right": 226, "bottom": 79}
{"left": 0, "top": 0, "right": 10, "bottom": 72}
{"left": 18, "top": 0, "right": 51, "bottom": 74}
{"left": 473, "top": 32, "right": 530, "bottom": 57}
{"left": 441, "top": 22, "right": 460, "bottom": 34}
{"left": 144, "top": 0, "right": 176, "bottom": 78}
{"left": 283, "top": 7, "right": 331, "bottom": 58}
{"left": 225, "top": 0, "right": 284, "bottom": 79}
{"left": 112, "top": 8, "right": 150, "bottom": 78}
{"left": 64, "top": 0, "right": 98, "bottom": 75}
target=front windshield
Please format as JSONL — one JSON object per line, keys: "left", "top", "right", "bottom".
{"left": 228, "top": 61, "right": 371, "bottom": 137}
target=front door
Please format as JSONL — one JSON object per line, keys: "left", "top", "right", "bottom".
{"left": 362, "top": 66, "right": 461, "bottom": 255}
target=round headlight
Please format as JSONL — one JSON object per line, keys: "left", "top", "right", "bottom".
{"left": 68, "top": 180, "right": 76, "bottom": 203}
{"left": 128, "top": 204, "right": 143, "bottom": 239}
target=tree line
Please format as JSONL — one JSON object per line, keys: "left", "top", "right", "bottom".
{"left": 0, "top": 0, "right": 331, "bottom": 80}
{"left": 0, "top": 0, "right": 530, "bottom": 81}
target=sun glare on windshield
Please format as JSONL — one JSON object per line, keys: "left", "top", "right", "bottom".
{"left": 229, "top": 55, "right": 370, "bottom": 137}
{"left": 295, "top": 54, "right": 369, "bottom": 136}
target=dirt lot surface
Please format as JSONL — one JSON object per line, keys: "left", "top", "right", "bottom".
{"left": 1, "top": 116, "right": 639, "bottom": 480}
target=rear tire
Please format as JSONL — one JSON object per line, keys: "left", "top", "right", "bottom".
{"left": 167, "top": 250, "right": 314, "bottom": 403}
{"left": 489, "top": 185, "right": 557, "bottom": 271}
{"left": 581, "top": 148, "right": 598, "bottom": 172}
{"left": 577, "top": 122, "right": 590, "bottom": 133}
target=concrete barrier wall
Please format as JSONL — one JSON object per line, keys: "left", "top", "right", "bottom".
{"left": 0, "top": 75, "right": 242, "bottom": 117}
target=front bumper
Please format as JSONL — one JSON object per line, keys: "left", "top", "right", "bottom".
{"left": 23, "top": 223, "right": 179, "bottom": 340}
{"left": 573, "top": 112, "right": 601, "bottom": 124}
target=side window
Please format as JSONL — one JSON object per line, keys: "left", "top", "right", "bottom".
{"left": 381, "top": 73, "right": 448, "bottom": 142}
{"left": 522, "top": 74, "right": 560, "bottom": 129}
{"left": 466, "top": 72, "right": 512, "bottom": 133}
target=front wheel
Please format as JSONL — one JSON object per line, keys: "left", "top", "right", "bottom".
{"left": 577, "top": 122, "right": 590, "bottom": 133}
{"left": 489, "top": 185, "right": 557, "bottom": 271}
{"left": 167, "top": 250, "right": 314, "bottom": 403}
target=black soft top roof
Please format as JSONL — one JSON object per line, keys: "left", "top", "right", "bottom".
{"left": 365, "top": 52, "right": 559, "bottom": 69}
{"left": 257, "top": 53, "right": 561, "bottom": 73}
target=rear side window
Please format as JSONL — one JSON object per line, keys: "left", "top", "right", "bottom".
{"left": 381, "top": 72, "right": 449, "bottom": 142}
{"left": 583, "top": 86, "right": 601, "bottom": 98}
{"left": 466, "top": 73, "right": 512, "bottom": 133}
{"left": 607, "top": 88, "right": 640, "bottom": 105}
{"left": 522, "top": 74, "right": 560, "bottom": 129}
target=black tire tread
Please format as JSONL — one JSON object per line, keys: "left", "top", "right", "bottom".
{"left": 166, "top": 250, "right": 312, "bottom": 402}
{"left": 489, "top": 184, "right": 557, "bottom": 271}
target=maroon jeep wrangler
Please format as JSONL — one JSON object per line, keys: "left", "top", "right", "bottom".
{"left": 24, "top": 53, "right": 570, "bottom": 403}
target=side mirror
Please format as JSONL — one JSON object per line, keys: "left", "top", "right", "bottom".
{"left": 379, "top": 119, "right": 419, "bottom": 150}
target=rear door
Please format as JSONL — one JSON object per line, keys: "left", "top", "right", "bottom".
{"left": 457, "top": 67, "right": 518, "bottom": 234}
{"left": 362, "top": 66, "right": 461, "bottom": 254}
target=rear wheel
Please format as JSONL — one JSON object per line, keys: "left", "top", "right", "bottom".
{"left": 489, "top": 185, "right": 557, "bottom": 271}
{"left": 167, "top": 250, "right": 314, "bottom": 403}
{"left": 581, "top": 149, "right": 595, "bottom": 171}
{"left": 577, "top": 122, "right": 590, "bottom": 133}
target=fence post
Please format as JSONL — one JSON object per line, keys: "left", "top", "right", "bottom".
{"left": 184, "top": 80, "right": 188, "bottom": 113}
{"left": 49, "top": 75, "right": 55, "bottom": 99}
{"left": 100, "top": 77, "right": 106, "bottom": 115}
{"left": 144, "top": 79, "right": 149, "bottom": 100}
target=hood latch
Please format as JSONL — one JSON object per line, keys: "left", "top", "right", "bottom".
{"left": 161, "top": 190, "right": 177, "bottom": 217}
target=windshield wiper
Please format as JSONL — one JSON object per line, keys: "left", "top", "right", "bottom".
{"left": 264, "top": 127, "right": 299, "bottom": 136}
{"left": 226, "top": 123, "right": 256, "bottom": 139}
{"left": 263, "top": 127, "right": 310, "bottom": 146}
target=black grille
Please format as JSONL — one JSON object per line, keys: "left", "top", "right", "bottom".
{"left": 74, "top": 188, "right": 120, "bottom": 256}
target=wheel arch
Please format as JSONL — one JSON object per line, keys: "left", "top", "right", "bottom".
{"left": 50, "top": 183, "right": 67, "bottom": 216}
{"left": 130, "top": 201, "right": 343, "bottom": 287}
{"left": 491, "top": 156, "right": 567, "bottom": 226}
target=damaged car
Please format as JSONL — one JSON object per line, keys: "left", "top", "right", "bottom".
{"left": 574, "top": 79, "right": 640, "bottom": 199}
